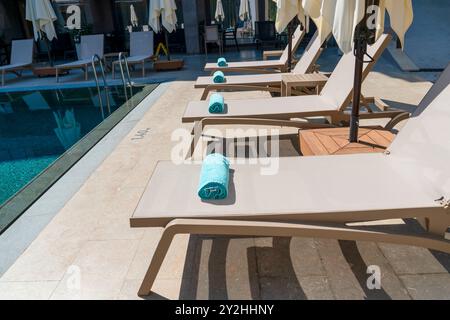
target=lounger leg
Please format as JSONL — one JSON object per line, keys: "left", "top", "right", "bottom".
{"left": 1, "top": 70, "right": 4, "bottom": 86}
{"left": 85, "top": 67, "right": 88, "bottom": 81}
{"left": 142, "top": 61, "right": 145, "bottom": 78}
{"left": 136, "top": 218, "right": 450, "bottom": 297}
{"left": 137, "top": 229, "right": 177, "bottom": 297}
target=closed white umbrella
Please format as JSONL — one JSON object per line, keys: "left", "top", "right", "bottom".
{"left": 148, "top": 0, "right": 162, "bottom": 33}
{"left": 130, "top": 4, "right": 139, "bottom": 28}
{"left": 25, "top": 0, "right": 57, "bottom": 41}
{"left": 215, "top": 0, "right": 225, "bottom": 23}
{"left": 315, "top": 0, "right": 413, "bottom": 54}
{"left": 273, "top": 0, "right": 306, "bottom": 33}
{"left": 239, "top": 0, "right": 250, "bottom": 21}
{"left": 161, "top": 0, "right": 178, "bottom": 33}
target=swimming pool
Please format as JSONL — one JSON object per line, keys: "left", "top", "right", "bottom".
{"left": 0, "top": 83, "right": 157, "bottom": 231}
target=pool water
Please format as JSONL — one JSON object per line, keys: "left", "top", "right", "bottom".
{"left": 0, "top": 85, "right": 145, "bottom": 206}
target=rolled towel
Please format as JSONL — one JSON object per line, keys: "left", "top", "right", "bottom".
{"left": 209, "top": 93, "right": 225, "bottom": 113}
{"left": 198, "top": 153, "right": 230, "bottom": 200}
{"left": 213, "top": 71, "right": 226, "bottom": 83}
{"left": 217, "top": 57, "right": 228, "bottom": 67}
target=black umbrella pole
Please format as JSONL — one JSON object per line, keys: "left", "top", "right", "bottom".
{"left": 349, "top": 34, "right": 367, "bottom": 143}
{"left": 287, "top": 21, "right": 293, "bottom": 72}
{"left": 164, "top": 29, "right": 171, "bottom": 61}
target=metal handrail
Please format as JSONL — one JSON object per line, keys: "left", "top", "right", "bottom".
{"left": 118, "top": 52, "right": 133, "bottom": 103}
{"left": 91, "top": 54, "right": 111, "bottom": 119}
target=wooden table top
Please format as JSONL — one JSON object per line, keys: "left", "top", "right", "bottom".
{"left": 281, "top": 73, "right": 329, "bottom": 85}
{"left": 299, "top": 126, "right": 395, "bottom": 156}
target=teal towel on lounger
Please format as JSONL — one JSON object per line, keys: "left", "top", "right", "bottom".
{"left": 209, "top": 93, "right": 225, "bottom": 113}
{"left": 217, "top": 57, "right": 228, "bottom": 67}
{"left": 198, "top": 153, "right": 230, "bottom": 200}
{"left": 213, "top": 71, "right": 226, "bottom": 83}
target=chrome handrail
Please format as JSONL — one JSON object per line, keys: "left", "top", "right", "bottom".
{"left": 118, "top": 52, "right": 133, "bottom": 104}
{"left": 91, "top": 54, "right": 111, "bottom": 119}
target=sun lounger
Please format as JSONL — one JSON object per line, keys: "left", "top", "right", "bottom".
{"left": 196, "top": 32, "right": 327, "bottom": 100}
{"left": 183, "top": 34, "right": 401, "bottom": 144}
{"left": 55, "top": 34, "right": 104, "bottom": 82}
{"left": 130, "top": 66, "right": 450, "bottom": 296}
{"left": 204, "top": 26, "right": 305, "bottom": 74}
{"left": 112, "top": 31, "right": 154, "bottom": 79}
{"left": 0, "top": 39, "right": 34, "bottom": 86}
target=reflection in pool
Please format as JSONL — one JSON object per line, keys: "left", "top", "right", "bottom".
{"left": 0, "top": 85, "right": 146, "bottom": 205}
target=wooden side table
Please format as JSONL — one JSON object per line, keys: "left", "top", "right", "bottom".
{"left": 281, "top": 73, "right": 329, "bottom": 96}
{"left": 299, "top": 127, "right": 395, "bottom": 156}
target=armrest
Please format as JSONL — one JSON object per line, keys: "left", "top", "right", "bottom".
{"left": 263, "top": 50, "right": 284, "bottom": 60}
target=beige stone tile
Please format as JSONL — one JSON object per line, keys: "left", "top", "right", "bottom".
{"left": 50, "top": 240, "right": 139, "bottom": 300}
{"left": 400, "top": 274, "right": 450, "bottom": 300}
{"left": 0, "top": 281, "right": 58, "bottom": 300}
{"left": 194, "top": 236, "right": 258, "bottom": 300}
{"left": 298, "top": 276, "right": 335, "bottom": 300}
{"left": 125, "top": 232, "right": 191, "bottom": 281}
{"left": 1, "top": 209, "right": 98, "bottom": 282}
{"left": 117, "top": 278, "right": 184, "bottom": 300}
{"left": 378, "top": 243, "right": 448, "bottom": 275}
{"left": 254, "top": 237, "right": 326, "bottom": 277}
{"left": 315, "top": 239, "right": 366, "bottom": 299}
{"left": 340, "top": 241, "right": 411, "bottom": 300}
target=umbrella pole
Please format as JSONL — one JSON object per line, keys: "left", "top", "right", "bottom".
{"left": 349, "top": 2, "right": 369, "bottom": 143}
{"left": 287, "top": 20, "right": 293, "bottom": 72}
{"left": 164, "top": 28, "right": 171, "bottom": 61}
{"left": 45, "top": 36, "right": 54, "bottom": 67}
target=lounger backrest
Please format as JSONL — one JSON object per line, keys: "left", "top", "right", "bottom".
{"left": 279, "top": 26, "right": 305, "bottom": 64}
{"left": 79, "top": 34, "right": 104, "bottom": 60}
{"left": 412, "top": 63, "right": 450, "bottom": 117}
{"left": 292, "top": 31, "right": 324, "bottom": 74}
{"left": 319, "top": 33, "right": 391, "bottom": 109}
{"left": 387, "top": 75, "right": 450, "bottom": 198}
{"left": 130, "top": 31, "right": 154, "bottom": 57}
{"left": 10, "top": 39, "right": 34, "bottom": 65}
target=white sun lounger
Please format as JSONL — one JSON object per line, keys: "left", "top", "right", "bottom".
{"left": 183, "top": 34, "right": 395, "bottom": 127}
{"left": 204, "top": 26, "right": 306, "bottom": 74}
{"left": 55, "top": 34, "right": 104, "bottom": 82}
{"left": 130, "top": 66, "right": 450, "bottom": 296}
{"left": 195, "top": 32, "right": 327, "bottom": 100}
{"left": 0, "top": 39, "right": 34, "bottom": 86}
{"left": 112, "top": 31, "right": 154, "bottom": 79}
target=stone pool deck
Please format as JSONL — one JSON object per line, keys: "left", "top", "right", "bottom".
{"left": 0, "top": 50, "right": 449, "bottom": 300}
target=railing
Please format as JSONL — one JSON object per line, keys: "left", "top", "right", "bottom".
{"left": 91, "top": 54, "right": 111, "bottom": 119}
{"left": 118, "top": 52, "right": 133, "bottom": 103}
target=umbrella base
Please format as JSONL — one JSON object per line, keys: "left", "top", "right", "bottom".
{"left": 153, "top": 59, "right": 184, "bottom": 72}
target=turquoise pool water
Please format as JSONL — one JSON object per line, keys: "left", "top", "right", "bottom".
{"left": 0, "top": 85, "right": 146, "bottom": 206}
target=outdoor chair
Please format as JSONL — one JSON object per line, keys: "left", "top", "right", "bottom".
{"left": 0, "top": 39, "right": 34, "bottom": 86}
{"left": 204, "top": 25, "right": 305, "bottom": 74}
{"left": 254, "top": 21, "right": 279, "bottom": 49}
{"left": 195, "top": 31, "right": 326, "bottom": 100}
{"left": 112, "top": 31, "right": 154, "bottom": 79}
{"left": 54, "top": 34, "right": 104, "bottom": 82}
{"left": 204, "top": 25, "right": 223, "bottom": 57}
{"left": 185, "top": 34, "right": 397, "bottom": 125}
{"left": 130, "top": 64, "right": 450, "bottom": 297}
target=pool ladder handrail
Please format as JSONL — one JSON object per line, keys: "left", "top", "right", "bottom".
{"left": 118, "top": 52, "right": 133, "bottom": 103}
{"left": 91, "top": 54, "right": 111, "bottom": 119}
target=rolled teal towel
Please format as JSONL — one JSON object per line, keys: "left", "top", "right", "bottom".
{"left": 198, "top": 153, "right": 230, "bottom": 200}
{"left": 217, "top": 57, "right": 228, "bottom": 67}
{"left": 209, "top": 93, "right": 225, "bottom": 113}
{"left": 213, "top": 71, "right": 226, "bottom": 83}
